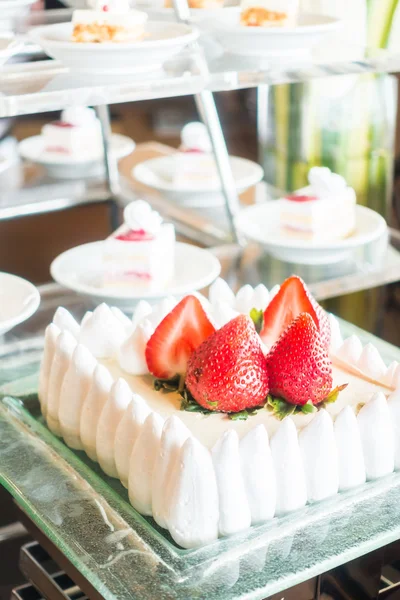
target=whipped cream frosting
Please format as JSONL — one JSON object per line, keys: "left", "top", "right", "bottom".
{"left": 334, "top": 406, "right": 366, "bottom": 491}
{"left": 270, "top": 418, "right": 307, "bottom": 516}
{"left": 240, "top": 425, "right": 276, "bottom": 523}
{"left": 111, "top": 306, "right": 132, "bottom": 331}
{"left": 46, "top": 331, "right": 77, "bottom": 437}
{"left": 299, "top": 410, "right": 339, "bottom": 502}
{"left": 209, "top": 277, "right": 236, "bottom": 308}
{"left": 80, "top": 364, "right": 113, "bottom": 462}
{"left": 211, "top": 300, "right": 240, "bottom": 329}
{"left": 383, "top": 361, "right": 400, "bottom": 387}
{"left": 118, "top": 319, "right": 153, "bottom": 376}
{"left": 328, "top": 314, "right": 343, "bottom": 353}
{"left": 97, "top": 378, "right": 132, "bottom": 477}
{"left": 59, "top": 343, "right": 97, "bottom": 450}
{"left": 39, "top": 323, "right": 61, "bottom": 417}
{"left": 168, "top": 438, "right": 219, "bottom": 549}
{"left": 356, "top": 343, "right": 387, "bottom": 381}
{"left": 388, "top": 389, "right": 400, "bottom": 470}
{"left": 181, "top": 122, "right": 213, "bottom": 154}
{"left": 212, "top": 430, "right": 251, "bottom": 537}
{"left": 152, "top": 416, "right": 190, "bottom": 529}
{"left": 335, "top": 335, "right": 363, "bottom": 364}
{"left": 123, "top": 200, "right": 163, "bottom": 235}
{"left": 148, "top": 296, "right": 177, "bottom": 329}
{"left": 308, "top": 166, "right": 348, "bottom": 198}
{"left": 79, "top": 304, "right": 127, "bottom": 359}
{"left": 357, "top": 392, "right": 394, "bottom": 480}
{"left": 61, "top": 107, "right": 98, "bottom": 127}
{"left": 128, "top": 412, "right": 164, "bottom": 515}
{"left": 52, "top": 307, "right": 80, "bottom": 340}
{"left": 132, "top": 300, "right": 152, "bottom": 330}
{"left": 114, "top": 394, "right": 151, "bottom": 488}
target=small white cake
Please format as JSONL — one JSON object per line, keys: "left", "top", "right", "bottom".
{"left": 279, "top": 167, "right": 357, "bottom": 242}
{"left": 103, "top": 200, "right": 175, "bottom": 290}
{"left": 72, "top": 0, "right": 148, "bottom": 43}
{"left": 240, "top": 0, "right": 298, "bottom": 27}
{"left": 42, "top": 107, "right": 102, "bottom": 157}
{"left": 172, "top": 122, "right": 219, "bottom": 189}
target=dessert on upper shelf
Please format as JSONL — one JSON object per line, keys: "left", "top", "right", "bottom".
{"left": 103, "top": 200, "right": 175, "bottom": 291}
{"left": 171, "top": 122, "right": 219, "bottom": 188}
{"left": 39, "top": 273, "right": 400, "bottom": 549}
{"left": 41, "top": 107, "right": 102, "bottom": 157}
{"left": 166, "top": 0, "right": 223, "bottom": 7}
{"left": 279, "top": 166, "right": 357, "bottom": 242}
{"left": 72, "top": 0, "right": 148, "bottom": 43}
{"left": 240, "top": 0, "right": 298, "bottom": 27}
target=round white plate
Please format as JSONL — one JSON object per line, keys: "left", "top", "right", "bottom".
{"left": 0, "top": 272, "right": 40, "bottom": 335}
{"left": 50, "top": 241, "right": 221, "bottom": 306}
{"left": 234, "top": 203, "right": 388, "bottom": 265}
{"left": 0, "top": 34, "right": 22, "bottom": 66}
{"left": 29, "top": 21, "right": 198, "bottom": 73}
{"left": 210, "top": 12, "right": 341, "bottom": 57}
{"left": 137, "top": 4, "right": 240, "bottom": 24}
{"left": 133, "top": 154, "right": 264, "bottom": 207}
{"left": 19, "top": 133, "right": 135, "bottom": 179}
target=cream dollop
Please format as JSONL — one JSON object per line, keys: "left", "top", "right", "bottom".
{"left": 212, "top": 430, "right": 251, "bottom": 537}
{"left": 328, "top": 314, "right": 343, "bottom": 354}
{"left": 39, "top": 323, "right": 61, "bottom": 417}
{"left": 123, "top": 200, "right": 163, "bottom": 235}
{"left": 80, "top": 364, "right": 113, "bottom": 462}
{"left": 118, "top": 319, "right": 153, "bottom": 376}
{"left": 356, "top": 343, "right": 387, "bottom": 381}
{"left": 211, "top": 300, "right": 240, "bottom": 329}
{"left": 388, "top": 388, "right": 400, "bottom": 469}
{"left": 208, "top": 278, "right": 236, "bottom": 308}
{"left": 308, "top": 166, "right": 347, "bottom": 197}
{"left": 46, "top": 331, "right": 77, "bottom": 437}
{"left": 357, "top": 392, "right": 394, "bottom": 480}
{"left": 335, "top": 335, "right": 363, "bottom": 365}
{"left": 334, "top": 406, "right": 366, "bottom": 491}
{"left": 79, "top": 304, "right": 126, "bottom": 359}
{"left": 132, "top": 300, "right": 152, "bottom": 330}
{"left": 299, "top": 409, "right": 339, "bottom": 502}
{"left": 52, "top": 307, "right": 80, "bottom": 340}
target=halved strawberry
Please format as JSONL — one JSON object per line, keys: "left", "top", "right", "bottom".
{"left": 260, "top": 275, "right": 330, "bottom": 349}
{"left": 145, "top": 295, "right": 215, "bottom": 380}
{"left": 185, "top": 315, "right": 269, "bottom": 413}
{"left": 266, "top": 312, "right": 336, "bottom": 406}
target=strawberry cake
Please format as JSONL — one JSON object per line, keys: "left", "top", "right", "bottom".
{"left": 42, "top": 107, "right": 102, "bottom": 158}
{"left": 72, "top": 0, "right": 148, "bottom": 43}
{"left": 171, "top": 122, "right": 220, "bottom": 189}
{"left": 279, "top": 167, "right": 357, "bottom": 242}
{"left": 39, "top": 276, "right": 400, "bottom": 549}
{"left": 103, "top": 200, "right": 175, "bottom": 291}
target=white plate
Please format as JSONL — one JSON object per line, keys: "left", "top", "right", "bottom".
{"left": 0, "top": 34, "right": 22, "bottom": 66}
{"left": 50, "top": 241, "right": 221, "bottom": 307}
{"left": 0, "top": 0, "right": 35, "bottom": 19}
{"left": 0, "top": 272, "right": 40, "bottom": 336}
{"left": 137, "top": 4, "right": 240, "bottom": 24}
{"left": 234, "top": 203, "right": 388, "bottom": 265}
{"left": 29, "top": 21, "right": 198, "bottom": 73}
{"left": 210, "top": 12, "right": 341, "bottom": 57}
{"left": 133, "top": 154, "right": 264, "bottom": 207}
{"left": 18, "top": 133, "right": 135, "bottom": 179}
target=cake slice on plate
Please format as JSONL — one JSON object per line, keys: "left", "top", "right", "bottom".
{"left": 240, "top": 0, "right": 298, "bottom": 27}
{"left": 279, "top": 166, "right": 357, "bottom": 242}
{"left": 42, "top": 107, "right": 102, "bottom": 158}
{"left": 72, "top": 0, "right": 148, "bottom": 43}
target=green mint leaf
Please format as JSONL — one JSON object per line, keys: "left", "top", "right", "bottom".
{"left": 266, "top": 395, "right": 296, "bottom": 420}
{"left": 301, "top": 401, "right": 317, "bottom": 414}
{"left": 229, "top": 410, "right": 250, "bottom": 421}
{"left": 249, "top": 308, "right": 264, "bottom": 333}
{"left": 323, "top": 383, "right": 348, "bottom": 405}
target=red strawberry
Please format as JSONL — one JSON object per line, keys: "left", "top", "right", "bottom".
{"left": 260, "top": 275, "right": 330, "bottom": 350}
{"left": 266, "top": 312, "right": 333, "bottom": 406}
{"left": 185, "top": 315, "right": 269, "bottom": 413}
{"left": 145, "top": 295, "right": 215, "bottom": 379}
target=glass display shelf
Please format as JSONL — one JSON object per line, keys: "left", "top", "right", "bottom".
{"left": 1, "top": 285, "right": 400, "bottom": 600}
{"left": 1, "top": 9, "right": 400, "bottom": 117}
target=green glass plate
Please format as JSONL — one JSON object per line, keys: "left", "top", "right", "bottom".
{"left": 1, "top": 319, "right": 400, "bottom": 600}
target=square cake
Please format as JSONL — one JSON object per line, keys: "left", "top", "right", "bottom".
{"left": 103, "top": 200, "right": 175, "bottom": 291}
{"left": 39, "top": 275, "right": 400, "bottom": 549}
{"left": 42, "top": 107, "right": 102, "bottom": 158}
{"left": 172, "top": 121, "right": 220, "bottom": 188}
{"left": 279, "top": 166, "right": 357, "bottom": 241}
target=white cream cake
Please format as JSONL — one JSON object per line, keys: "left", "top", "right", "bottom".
{"left": 39, "top": 277, "right": 400, "bottom": 549}
{"left": 42, "top": 107, "right": 103, "bottom": 158}
{"left": 172, "top": 122, "right": 219, "bottom": 189}
{"left": 279, "top": 167, "right": 357, "bottom": 242}
{"left": 103, "top": 200, "right": 175, "bottom": 291}
{"left": 72, "top": 0, "right": 148, "bottom": 43}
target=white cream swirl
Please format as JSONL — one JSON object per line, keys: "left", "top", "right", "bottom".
{"left": 308, "top": 166, "right": 347, "bottom": 198}
{"left": 123, "top": 200, "right": 162, "bottom": 235}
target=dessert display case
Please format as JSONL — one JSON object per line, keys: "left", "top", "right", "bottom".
{"left": 2, "top": 2, "right": 400, "bottom": 598}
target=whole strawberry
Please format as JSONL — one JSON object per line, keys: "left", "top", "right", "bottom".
{"left": 266, "top": 312, "right": 333, "bottom": 406}
{"left": 260, "top": 275, "right": 330, "bottom": 350}
{"left": 185, "top": 315, "right": 269, "bottom": 413}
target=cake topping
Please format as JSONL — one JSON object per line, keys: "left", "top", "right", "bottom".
{"left": 185, "top": 315, "right": 269, "bottom": 413}
{"left": 180, "top": 122, "right": 212, "bottom": 153}
{"left": 260, "top": 275, "right": 331, "bottom": 350}
{"left": 308, "top": 166, "right": 348, "bottom": 198}
{"left": 266, "top": 313, "right": 343, "bottom": 412}
{"left": 61, "top": 106, "right": 98, "bottom": 127}
{"left": 146, "top": 295, "right": 216, "bottom": 380}
{"left": 87, "top": 0, "right": 131, "bottom": 11}
{"left": 123, "top": 200, "right": 163, "bottom": 236}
